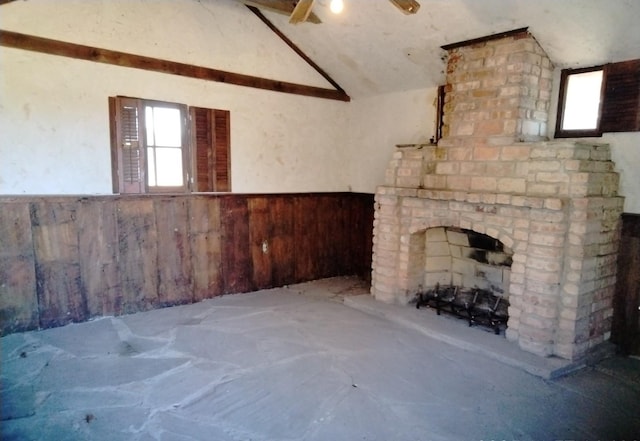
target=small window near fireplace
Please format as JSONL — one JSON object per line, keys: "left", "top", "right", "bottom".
{"left": 555, "top": 59, "right": 640, "bottom": 138}
{"left": 555, "top": 66, "right": 605, "bottom": 138}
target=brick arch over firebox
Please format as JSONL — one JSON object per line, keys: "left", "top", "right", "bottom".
{"left": 372, "top": 193, "right": 565, "bottom": 355}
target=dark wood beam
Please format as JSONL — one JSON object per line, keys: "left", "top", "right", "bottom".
{"left": 0, "top": 0, "right": 19, "bottom": 5}
{"left": 247, "top": 6, "right": 348, "bottom": 96}
{"left": 441, "top": 27, "right": 529, "bottom": 51}
{"left": 0, "top": 29, "right": 350, "bottom": 102}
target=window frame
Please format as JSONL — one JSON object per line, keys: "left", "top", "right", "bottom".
{"left": 143, "top": 99, "right": 189, "bottom": 194}
{"left": 109, "top": 96, "right": 231, "bottom": 195}
{"left": 554, "top": 65, "right": 606, "bottom": 138}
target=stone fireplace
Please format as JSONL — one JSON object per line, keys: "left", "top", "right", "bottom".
{"left": 370, "top": 30, "right": 624, "bottom": 361}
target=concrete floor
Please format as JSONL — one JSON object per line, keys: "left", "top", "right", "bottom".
{"left": 2, "top": 276, "right": 639, "bottom": 441}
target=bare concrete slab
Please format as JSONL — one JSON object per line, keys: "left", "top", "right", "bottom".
{"left": 1, "top": 276, "right": 639, "bottom": 441}
{"left": 343, "top": 294, "right": 585, "bottom": 379}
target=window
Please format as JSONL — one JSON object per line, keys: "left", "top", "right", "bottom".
{"left": 559, "top": 68, "right": 604, "bottom": 131}
{"left": 555, "top": 59, "right": 640, "bottom": 138}
{"left": 109, "top": 96, "right": 230, "bottom": 194}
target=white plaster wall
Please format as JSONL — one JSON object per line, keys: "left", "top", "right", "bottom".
{"left": 601, "top": 132, "right": 640, "bottom": 213}
{"left": 0, "top": 0, "right": 350, "bottom": 194}
{"left": 0, "top": 48, "right": 352, "bottom": 194}
{"left": 345, "top": 88, "right": 438, "bottom": 193}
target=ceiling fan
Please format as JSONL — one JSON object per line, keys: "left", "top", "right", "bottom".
{"left": 238, "top": 0, "right": 420, "bottom": 24}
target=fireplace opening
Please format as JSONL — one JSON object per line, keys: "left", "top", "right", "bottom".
{"left": 417, "top": 227, "right": 512, "bottom": 295}
{"left": 411, "top": 227, "right": 513, "bottom": 334}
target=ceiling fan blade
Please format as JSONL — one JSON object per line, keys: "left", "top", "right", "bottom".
{"left": 238, "top": 0, "right": 321, "bottom": 23}
{"left": 389, "top": 0, "right": 420, "bottom": 14}
{"left": 289, "top": 0, "right": 315, "bottom": 24}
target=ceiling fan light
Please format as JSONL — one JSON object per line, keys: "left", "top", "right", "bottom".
{"left": 330, "top": 0, "right": 344, "bottom": 14}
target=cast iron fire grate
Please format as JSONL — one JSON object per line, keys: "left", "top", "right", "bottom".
{"left": 415, "top": 284, "right": 509, "bottom": 335}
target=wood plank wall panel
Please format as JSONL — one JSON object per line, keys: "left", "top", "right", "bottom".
{"left": 248, "top": 197, "right": 296, "bottom": 289}
{"left": 220, "top": 196, "right": 254, "bottom": 294}
{"left": 30, "top": 202, "right": 88, "bottom": 328}
{"left": 293, "top": 196, "right": 319, "bottom": 282}
{"left": 154, "top": 198, "right": 193, "bottom": 306}
{"left": 77, "top": 199, "right": 118, "bottom": 317}
{"left": 349, "top": 194, "right": 375, "bottom": 282}
{"left": 292, "top": 195, "right": 359, "bottom": 282}
{"left": 267, "top": 197, "right": 296, "bottom": 287}
{"left": 248, "top": 197, "right": 275, "bottom": 290}
{"left": 612, "top": 213, "right": 640, "bottom": 354}
{"left": 189, "top": 197, "right": 224, "bottom": 301}
{"left": 0, "top": 193, "right": 374, "bottom": 335}
{"left": 0, "top": 204, "right": 38, "bottom": 333}
{"left": 116, "top": 199, "right": 159, "bottom": 314}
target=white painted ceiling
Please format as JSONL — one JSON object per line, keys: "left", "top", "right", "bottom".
{"left": 236, "top": 0, "right": 640, "bottom": 99}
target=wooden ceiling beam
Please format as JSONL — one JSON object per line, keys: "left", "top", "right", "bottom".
{"left": 289, "top": 0, "right": 315, "bottom": 24}
{"left": 247, "top": 6, "right": 348, "bottom": 97}
{"left": 238, "top": 0, "right": 321, "bottom": 24}
{"left": 0, "top": 30, "right": 350, "bottom": 102}
{"left": 389, "top": 0, "right": 420, "bottom": 15}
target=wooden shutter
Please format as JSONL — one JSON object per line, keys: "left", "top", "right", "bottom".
{"left": 600, "top": 59, "right": 640, "bottom": 133}
{"left": 190, "top": 107, "right": 213, "bottom": 192}
{"left": 190, "top": 107, "right": 231, "bottom": 192}
{"left": 110, "top": 96, "right": 145, "bottom": 194}
{"left": 213, "top": 109, "right": 231, "bottom": 192}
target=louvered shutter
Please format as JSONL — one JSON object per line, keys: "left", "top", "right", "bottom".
{"left": 213, "top": 109, "right": 231, "bottom": 192}
{"left": 190, "top": 107, "right": 231, "bottom": 192}
{"left": 110, "top": 97, "right": 145, "bottom": 193}
{"left": 601, "top": 60, "right": 640, "bottom": 133}
{"left": 190, "top": 107, "right": 213, "bottom": 192}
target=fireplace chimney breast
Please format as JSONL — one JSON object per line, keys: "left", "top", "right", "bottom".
{"left": 370, "top": 31, "right": 624, "bottom": 361}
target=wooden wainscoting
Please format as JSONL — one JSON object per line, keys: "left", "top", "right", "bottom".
{"left": 612, "top": 213, "right": 640, "bottom": 355}
{"left": 0, "top": 193, "right": 374, "bottom": 335}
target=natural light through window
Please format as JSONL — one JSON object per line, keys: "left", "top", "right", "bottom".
{"left": 561, "top": 70, "right": 603, "bottom": 130}
{"left": 145, "top": 106, "right": 183, "bottom": 187}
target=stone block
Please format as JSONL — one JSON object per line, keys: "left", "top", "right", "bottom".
{"left": 395, "top": 177, "right": 421, "bottom": 188}
{"left": 446, "top": 229, "right": 470, "bottom": 246}
{"left": 543, "top": 198, "right": 563, "bottom": 210}
{"left": 460, "top": 161, "right": 487, "bottom": 175}
{"left": 426, "top": 241, "right": 451, "bottom": 257}
{"left": 471, "top": 176, "right": 498, "bottom": 192}
{"left": 500, "top": 145, "right": 531, "bottom": 161}
{"left": 451, "top": 257, "right": 475, "bottom": 275}
{"left": 447, "top": 147, "right": 473, "bottom": 160}
{"left": 446, "top": 176, "right": 472, "bottom": 191}
{"left": 451, "top": 121, "right": 475, "bottom": 136}
{"left": 497, "top": 178, "right": 526, "bottom": 193}
{"left": 467, "top": 193, "right": 482, "bottom": 203}
{"left": 425, "top": 256, "right": 452, "bottom": 272}
{"left": 473, "top": 146, "right": 501, "bottom": 160}
{"left": 528, "top": 160, "right": 561, "bottom": 172}
{"left": 425, "top": 227, "right": 447, "bottom": 241}
{"left": 436, "top": 162, "right": 460, "bottom": 175}
{"left": 496, "top": 194, "right": 512, "bottom": 205}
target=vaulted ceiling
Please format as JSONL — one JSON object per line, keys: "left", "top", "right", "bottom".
{"left": 235, "top": 0, "right": 640, "bottom": 99}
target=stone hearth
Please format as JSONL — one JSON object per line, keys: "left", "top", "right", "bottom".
{"left": 370, "top": 30, "right": 624, "bottom": 361}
